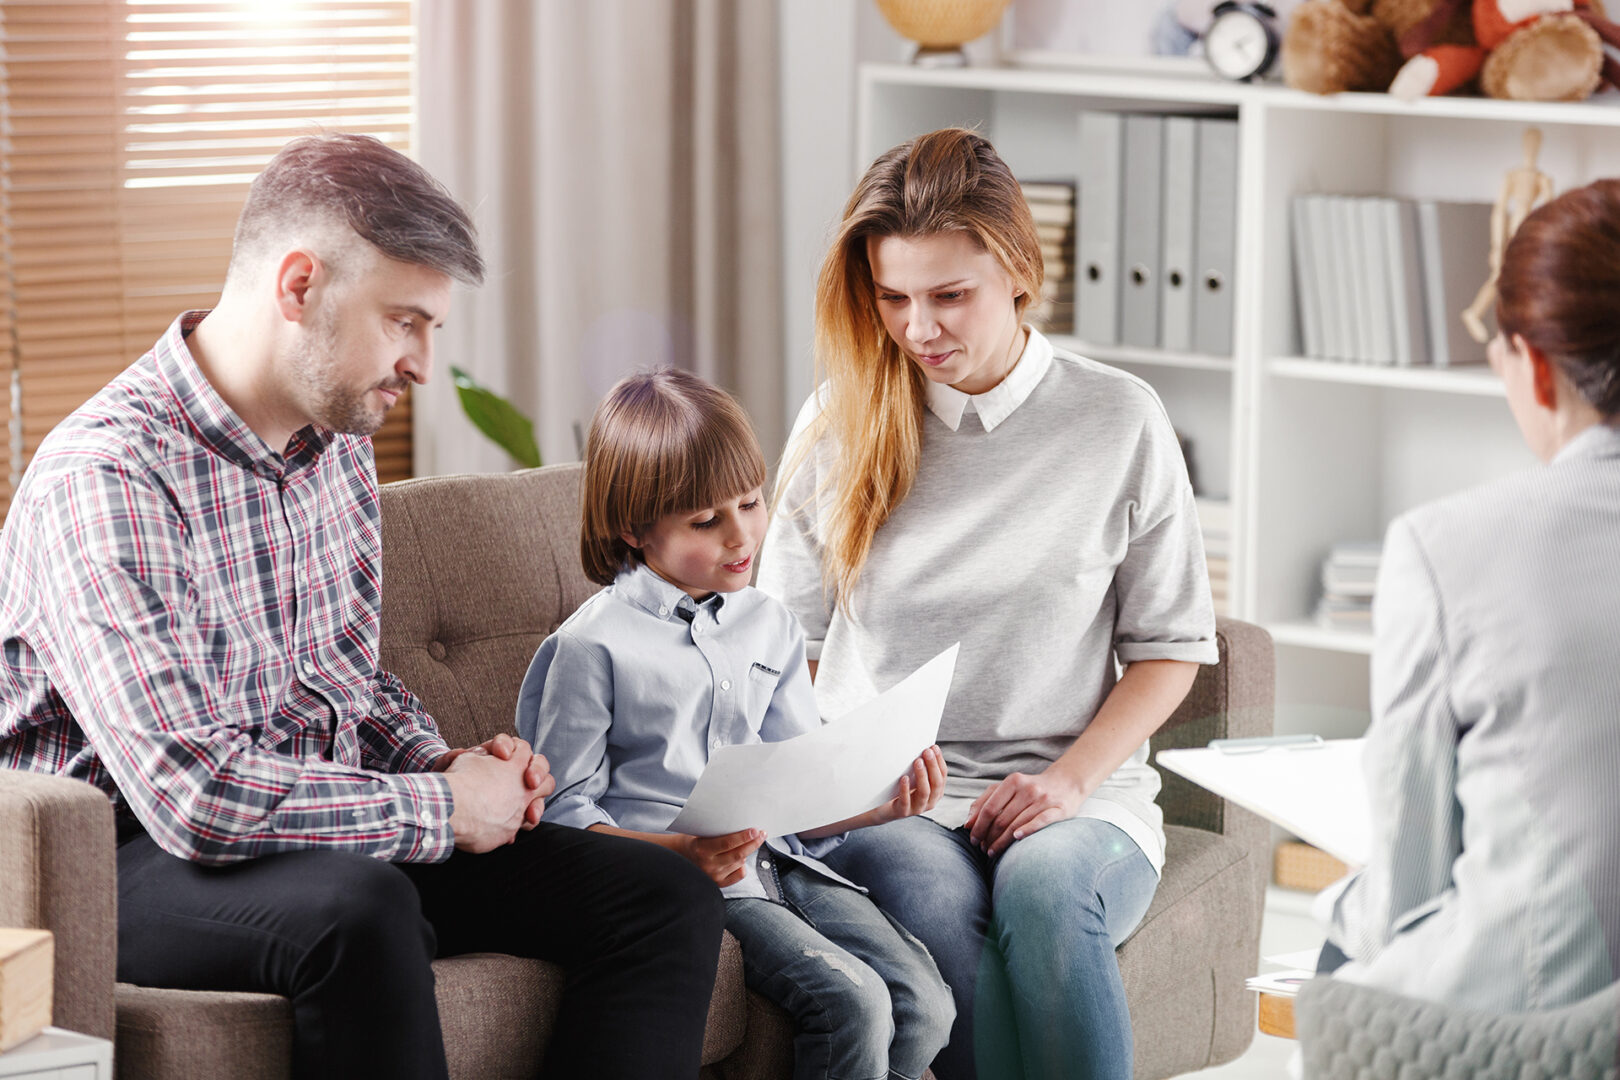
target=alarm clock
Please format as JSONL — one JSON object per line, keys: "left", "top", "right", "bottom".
{"left": 1203, "top": 1, "right": 1281, "bottom": 82}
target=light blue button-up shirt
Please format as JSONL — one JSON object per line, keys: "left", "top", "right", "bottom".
{"left": 516, "top": 563, "right": 852, "bottom": 900}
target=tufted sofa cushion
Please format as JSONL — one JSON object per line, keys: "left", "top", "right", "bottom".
{"left": 378, "top": 466, "right": 598, "bottom": 749}
{"left": 1297, "top": 974, "right": 1620, "bottom": 1080}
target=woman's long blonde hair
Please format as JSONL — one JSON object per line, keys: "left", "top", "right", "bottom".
{"left": 776, "top": 128, "right": 1043, "bottom": 612}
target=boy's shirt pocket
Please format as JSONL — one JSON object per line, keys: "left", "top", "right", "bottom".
{"left": 742, "top": 661, "right": 781, "bottom": 734}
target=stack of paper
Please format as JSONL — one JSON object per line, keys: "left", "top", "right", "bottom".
{"left": 1246, "top": 949, "right": 1326, "bottom": 997}
{"left": 1197, "top": 496, "right": 1231, "bottom": 617}
{"left": 1245, "top": 969, "right": 1315, "bottom": 997}
{"left": 1316, "top": 541, "right": 1381, "bottom": 633}
{"left": 1021, "top": 180, "right": 1075, "bottom": 335}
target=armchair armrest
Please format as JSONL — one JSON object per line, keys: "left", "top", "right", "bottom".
{"left": 0, "top": 770, "right": 116, "bottom": 1040}
{"left": 1149, "top": 618, "right": 1275, "bottom": 908}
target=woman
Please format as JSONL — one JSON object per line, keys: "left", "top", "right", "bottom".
{"left": 1321, "top": 179, "right": 1620, "bottom": 1010}
{"left": 758, "top": 128, "right": 1218, "bottom": 1079}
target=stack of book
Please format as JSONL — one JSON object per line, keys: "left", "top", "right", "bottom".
{"left": 1291, "top": 194, "right": 1494, "bottom": 367}
{"left": 1197, "top": 496, "right": 1230, "bottom": 617}
{"left": 1021, "top": 179, "right": 1075, "bottom": 335}
{"left": 1315, "top": 541, "right": 1382, "bottom": 632}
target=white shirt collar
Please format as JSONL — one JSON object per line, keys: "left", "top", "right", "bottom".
{"left": 922, "top": 326, "right": 1053, "bottom": 433}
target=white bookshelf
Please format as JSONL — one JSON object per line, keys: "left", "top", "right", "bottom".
{"left": 858, "top": 61, "right": 1620, "bottom": 735}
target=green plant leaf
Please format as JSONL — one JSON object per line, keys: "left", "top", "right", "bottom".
{"left": 450, "top": 365, "right": 542, "bottom": 469}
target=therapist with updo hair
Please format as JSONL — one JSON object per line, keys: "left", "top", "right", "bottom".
{"left": 1323, "top": 177, "right": 1620, "bottom": 1011}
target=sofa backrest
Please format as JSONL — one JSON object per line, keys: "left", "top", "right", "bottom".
{"left": 378, "top": 464, "right": 598, "bottom": 750}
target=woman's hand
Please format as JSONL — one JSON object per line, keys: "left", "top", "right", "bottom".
{"left": 870, "top": 746, "right": 947, "bottom": 826}
{"left": 965, "top": 765, "right": 1087, "bottom": 857}
{"left": 674, "top": 827, "right": 766, "bottom": 887}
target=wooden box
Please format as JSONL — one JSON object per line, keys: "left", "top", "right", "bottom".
{"left": 0, "top": 929, "right": 53, "bottom": 1052}
{"left": 1257, "top": 991, "right": 1296, "bottom": 1039}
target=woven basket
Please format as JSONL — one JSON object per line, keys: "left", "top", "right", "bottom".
{"left": 1274, "top": 839, "right": 1350, "bottom": 892}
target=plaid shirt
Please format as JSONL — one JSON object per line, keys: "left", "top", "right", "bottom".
{"left": 0, "top": 312, "right": 455, "bottom": 865}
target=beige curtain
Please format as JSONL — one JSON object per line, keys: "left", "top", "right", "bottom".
{"left": 415, "top": 0, "right": 785, "bottom": 476}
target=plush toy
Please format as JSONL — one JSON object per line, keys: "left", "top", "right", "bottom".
{"left": 1281, "top": 0, "right": 1620, "bottom": 100}
{"left": 1281, "top": 0, "right": 1404, "bottom": 95}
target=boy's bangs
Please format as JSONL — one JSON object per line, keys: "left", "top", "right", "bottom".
{"left": 653, "top": 413, "right": 766, "bottom": 519}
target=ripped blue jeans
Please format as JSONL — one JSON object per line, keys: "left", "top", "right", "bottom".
{"left": 725, "top": 860, "right": 955, "bottom": 1080}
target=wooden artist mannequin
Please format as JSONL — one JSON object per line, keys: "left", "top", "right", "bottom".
{"left": 1462, "top": 126, "right": 1556, "bottom": 344}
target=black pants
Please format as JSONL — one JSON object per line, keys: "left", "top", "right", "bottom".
{"left": 116, "top": 823, "right": 725, "bottom": 1079}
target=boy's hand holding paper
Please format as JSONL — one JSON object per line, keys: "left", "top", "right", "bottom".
{"left": 669, "top": 644, "right": 960, "bottom": 839}
{"left": 675, "top": 827, "right": 766, "bottom": 887}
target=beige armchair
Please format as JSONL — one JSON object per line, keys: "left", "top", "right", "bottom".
{"left": 1, "top": 463, "right": 1273, "bottom": 1078}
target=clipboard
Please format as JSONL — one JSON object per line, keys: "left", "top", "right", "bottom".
{"left": 1156, "top": 737, "right": 1371, "bottom": 867}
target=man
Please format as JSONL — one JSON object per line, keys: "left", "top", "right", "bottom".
{"left": 0, "top": 133, "right": 724, "bottom": 1078}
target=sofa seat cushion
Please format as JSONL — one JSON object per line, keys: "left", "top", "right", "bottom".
{"left": 1137, "top": 823, "right": 1249, "bottom": 930}
{"left": 115, "top": 984, "right": 292, "bottom": 1080}
{"left": 115, "top": 931, "right": 748, "bottom": 1079}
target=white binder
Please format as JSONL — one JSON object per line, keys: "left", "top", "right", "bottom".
{"left": 1305, "top": 195, "right": 1347, "bottom": 361}
{"left": 1077, "top": 110, "right": 1124, "bottom": 345}
{"left": 1358, "top": 197, "right": 1395, "bottom": 366}
{"left": 1120, "top": 114, "right": 1164, "bottom": 348}
{"left": 1382, "top": 198, "right": 1429, "bottom": 367}
{"left": 1331, "top": 195, "right": 1371, "bottom": 363}
{"left": 1192, "top": 118, "right": 1237, "bottom": 357}
{"left": 1160, "top": 117, "right": 1199, "bottom": 353}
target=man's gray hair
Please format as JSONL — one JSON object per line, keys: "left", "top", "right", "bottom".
{"left": 231, "top": 132, "right": 484, "bottom": 286}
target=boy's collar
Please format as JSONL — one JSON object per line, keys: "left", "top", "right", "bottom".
{"left": 615, "top": 562, "right": 729, "bottom": 624}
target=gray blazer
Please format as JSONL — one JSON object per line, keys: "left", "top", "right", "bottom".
{"left": 1328, "top": 422, "right": 1620, "bottom": 1012}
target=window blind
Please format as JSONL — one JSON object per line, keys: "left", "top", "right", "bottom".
{"left": 0, "top": 0, "right": 417, "bottom": 524}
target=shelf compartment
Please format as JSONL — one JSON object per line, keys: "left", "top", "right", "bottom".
{"left": 1266, "top": 619, "right": 1373, "bottom": 655}
{"left": 1267, "top": 356, "right": 1504, "bottom": 396}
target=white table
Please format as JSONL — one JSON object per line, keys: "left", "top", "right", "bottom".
{"left": 0, "top": 1028, "right": 111, "bottom": 1079}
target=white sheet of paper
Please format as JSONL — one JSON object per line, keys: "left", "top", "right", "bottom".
{"left": 668, "top": 643, "right": 960, "bottom": 839}
{"left": 1156, "top": 738, "right": 1371, "bottom": 866}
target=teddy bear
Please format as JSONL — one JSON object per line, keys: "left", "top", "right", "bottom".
{"left": 1280, "top": 0, "right": 1620, "bottom": 101}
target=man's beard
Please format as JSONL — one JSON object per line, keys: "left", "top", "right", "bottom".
{"left": 285, "top": 312, "right": 405, "bottom": 437}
